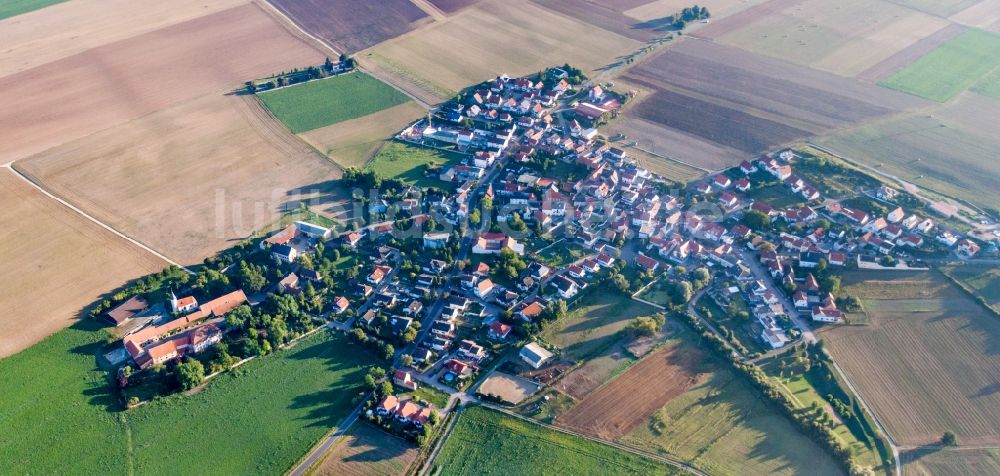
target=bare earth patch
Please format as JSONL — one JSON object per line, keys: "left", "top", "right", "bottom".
{"left": 479, "top": 372, "right": 542, "bottom": 404}
{"left": 0, "top": 3, "right": 323, "bottom": 163}
{"left": 557, "top": 342, "right": 703, "bottom": 439}
{"left": 0, "top": 172, "right": 166, "bottom": 357}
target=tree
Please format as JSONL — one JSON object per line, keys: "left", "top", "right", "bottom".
{"left": 381, "top": 343, "right": 395, "bottom": 360}
{"left": 692, "top": 267, "right": 710, "bottom": 283}
{"left": 669, "top": 280, "right": 694, "bottom": 305}
{"left": 238, "top": 261, "right": 267, "bottom": 293}
{"left": 626, "top": 316, "right": 659, "bottom": 337}
{"left": 401, "top": 354, "right": 414, "bottom": 367}
{"left": 612, "top": 273, "right": 629, "bottom": 294}
{"left": 741, "top": 210, "right": 770, "bottom": 230}
{"left": 941, "top": 431, "right": 957, "bottom": 446}
{"left": 175, "top": 359, "right": 205, "bottom": 390}
{"left": 469, "top": 208, "right": 481, "bottom": 227}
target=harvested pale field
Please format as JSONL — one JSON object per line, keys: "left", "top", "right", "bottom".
{"left": 0, "top": 0, "right": 248, "bottom": 79}
{"left": 16, "top": 94, "right": 343, "bottom": 265}
{"left": 624, "top": 0, "right": 752, "bottom": 21}
{"left": 368, "top": 0, "right": 640, "bottom": 101}
{"left": 620, "top": 39, "right": 924, "bottom": 156}
{"left": 532, "top": 0, "right": 665, "bottom": 41}
{"left": 556, "top": 342, "right": 703, "bottom": 439}
{"left": 903, "top": 447, "right": 1000, "bottom": 476}
{"left": 819, "top": 271, "right": 1000, "bottom": 446}
{"left": 817, "top": 93, "right": 1000, "bottom": 209}
{"left": 693, "top": 0, "right": 802, "bottom": 39}
{"left": 428, "top": 0, "right": 483, "bottom": 13}
{"left": 0, "top": 171, "right": 165, "bottom": 358}
{"left": 949, "top": 0, "right": 1000, "bottom": 30}
{"left": 300, "top": 102, "right": 427, "bottom": 169}
{"left": 891, "top": 0, "right": 982, "bottom": 17}
{"left": 309, "top": 422, "right": 418, "bottom": 476}
{"left": 629, "top": 147, "right": 711, "bottom": 184}
{"left": 0, "top": 0, "right": 66, "bottom": 21}
{"left": 856, "top": 23, "right": 967, "bottom": 83}
{"left": 0, "top": 3, "right": 322, "bottom": 163}
{"left": 714, "top": 0, "right": 948, "bottom": 77}
{"left": 541, "top": 290, "right": 657, "bottom": 361}
{"left": 267, "top": 0, "right": 429, "bottom": 53}
{"left": 478, "top": 372, "right": 541, "bottom": 404}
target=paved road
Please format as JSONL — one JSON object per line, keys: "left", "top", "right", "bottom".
{"left": 286, "top": 395, "right": 369, "bottom": 476}
{"left": 737, "top": 247, "right": 902, "bottom": 475}
{"left": 2, "top": 164, "right": 193, "bottom": 274}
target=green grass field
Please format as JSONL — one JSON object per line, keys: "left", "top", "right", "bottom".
{"left": 259, "top": 72, "right": 411, "bottom": 133}
{"left": 536, "top": 240, "right": 588, "bottom": 268}
{"left": 0, "top": 325, "right": 374, "bottom": 474}
{"left": 366, "top": 141, "right": 465, "bottom": 187}
{"left": 880, "top": 29, "right": 1000, "bottom": 102}
{"left": 541, "top": 289, "right": 657, "bottom": 360}
{"left": 433, "top": 406, "right": 674, "bottom": 476}
{"left": 0, "top": 0, "right": 66, "bottom": 20}
{"left": 404, "top": 385, "right": 451, "bottom": 409}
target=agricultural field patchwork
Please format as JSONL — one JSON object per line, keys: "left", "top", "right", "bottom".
{"left": 16, "top": 94, "right": 343, "bottom": 265}
{"left": 879, "top": 29, "right": 1000, "bottom": 102}
{"left": 530, "top": 0, "right": 668, "bottom": 41}
{"left": 713, "top": 0, "right": 949, "bottom": 78}
{"left": 0, "top": 3, "right": 323, "bottom": 163}
{"left": 618, "top": 326, "right": 844, "bottom": 476}
{"left": 940, "top": 264, "right": 1000, "bottom": 311}
{"left": 816, "top": 93, "right": 1000, "bottom": 210}
{"left": 299, "top": 96, "right": 427, "bottom": 170}
{"left": 308, "top": 422, "right": 419, "bottom": 476}
{"left": 433, "top": 406, "right": 674, "bottom": 475}
{"left": 820, "top": 271, "right": 1000, "bottom": 446}
{"left": 266, "top": 0, "right": 430, "bottom": 53}
{"left": 367, "top": 0, "right": 640, "bottom": 101}
{"left": 0, "top": 173, "right": 166, "bottom": 358}
{"left": 259, "top": 72, "right": 412, "bottom": 133}
{"left": 617, "top": 39, "right": 924, "bottom": 162}
{"left": 891, "top": 0, "right": 983, "bottom": 17}
{"left": 0, "top": 326, "right": 374, "bottom": 474}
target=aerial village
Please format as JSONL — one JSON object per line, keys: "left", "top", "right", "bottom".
{"left": 100, "top": 65, "right": 985, "bottom": 442}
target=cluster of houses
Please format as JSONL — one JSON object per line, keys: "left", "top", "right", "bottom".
{"left": 113, "top": 290, "right": 248, "bottom": 369}
{"left": 373, "top": 394, "right": 433, "bottom": 428}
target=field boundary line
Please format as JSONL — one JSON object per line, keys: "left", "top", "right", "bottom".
{"left": 2, "top": 165, "right": 192, "bottom": 274}
{"left": 254, "top": 0, "right": 434, "bottom": 110}
{"left": 479, "top": 402, "right": 710, "bottom": 476}
{"left": 286, "top": 392, "right": 370, "bottom": 476}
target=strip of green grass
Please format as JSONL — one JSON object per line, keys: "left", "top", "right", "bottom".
{"left": 0, "top": 325, "right": 375, "bottom": 474}
{"left": 880, "top": 29, "right": 1000, "bottom": 102}
{"left": 366, "top": 141, "right": 464, "bottom": 188}
{"left": 434, "top": 406, "right": 674, "bottom": 476}
{"left": 0, "top": 0, "right": 67, "bottom": 20}
{"left": 259, "top": 71, "right": 410, "bottom": 133}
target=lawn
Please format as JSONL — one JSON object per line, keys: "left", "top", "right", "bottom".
{"left": 880, "top": 29, "right": 1000, "bottom": 102}
{"left": 620, "top": 329, "right": 844, "bottom": 476}
{"left": 404, "top": 385, "right": 451, "bottom": 409}
{"left": 432, "top": 406, "right": 674, "bottom": 476}
{"left": 0, "top": 0, "right": 67, "bottom": 20}
{"left": 259, "top": 71, "right": 411, "bottom": 133}
{"left": 0, "top": 325, "right": 376, "bottom": 474}
{"left": 743, "top": 182, "right": 807, "bottom": 209}
{"left": 366, "top": 141, "right": 465, "bottom": 187}
{"left": 541, "top": 289, "right": 658, "bottom": 361}
{"left": 535, "top": 240, "right": 588, "bottom": 268}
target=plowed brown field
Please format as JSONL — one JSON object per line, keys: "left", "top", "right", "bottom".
{"left": 266, "top": 0, "right": 430, "bottom": 53}
{"left": 0, "top": 3, "right": 322, "bottom": 163}
{"left": 556, "top": 342, "right": 703, "bottom": 439}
